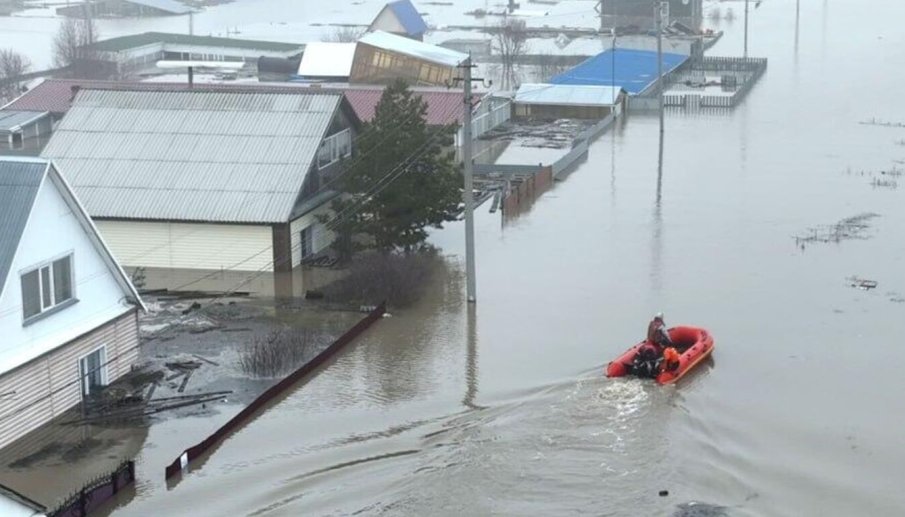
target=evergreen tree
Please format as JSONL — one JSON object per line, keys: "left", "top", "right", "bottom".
{"left": 330, "top": 79, "right": 462, "bottom": 253}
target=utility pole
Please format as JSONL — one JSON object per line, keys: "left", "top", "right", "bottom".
{"left": 189, "top": 11, "right": 194, "bottom": 36}
{"left": 656, "top": 1, "right": 665, "bottom": 137}
{"left": 744, "top": 0, "right": 749, "bottom": 58}
{"left": 460, "top": 56, "right": 479, "bottom": 303}
{"left": 595, "top": 0, "right": 605, "bottom": 33}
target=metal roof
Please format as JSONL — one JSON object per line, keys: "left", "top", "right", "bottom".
{"left": 358, "top": 31, "right": 466, "bottom": 67}
{"left": 551, "top": 48, "right": 688, "bottom": 95}
{"left": 125, "top": 0, "right": 192, "bottom": 14}
{"left": 0, "top": 110, "right": 49, "bottom": 133}
{"left": 297, "top": 42, "right": 357, "bottom": 78}
{"left": 0, "top": 158, "right": 46, "bottom": 300}
{"left": 514, "top": 83, "right": 624, "bottom": 107}
{"left": 89, "top": 31, "right": 304, "bottom": 53}
{"left": 387, "top": 0, "right": 428, "bottom": 36}
{"left": 41, "top": 88, "right": 344, "bottom": 224}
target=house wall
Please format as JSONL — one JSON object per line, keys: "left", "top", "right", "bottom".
{"left": 370, "top": 8, "right": 407, "bottom": 35}
{"left": 0, "top": 173, "right": 135, "bottom": 377}
{"left": 0, "top": 310, "right": 138, "bottom": 450}
{"left": 350, "top": 43, "right": 454, "bottom": 86}
{"left": 93, "top": 220, "right": 273, "bottom": 272}
{"left": 290, "top": 203, "right": 336, "bottom": 266}
{"left": 514, "top": 103, "right": 612, "bottom": 120}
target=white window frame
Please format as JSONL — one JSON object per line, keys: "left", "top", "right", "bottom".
{"left": 317, "top": 128, "right": 353, "bottom": 170}
{"left": 20, "top": 251, "right": 76, "bottom": 323}
{"left": 79, "top": 345, "right": 109, "bottom": 398}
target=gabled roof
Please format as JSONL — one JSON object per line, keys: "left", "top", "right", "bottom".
{"left": 0, "top": 111, "right": 50, "bottom": 133}
{"left": 0, "top": 159, "right": 45, "bottom": 300}
{"left": 386, "top": 0, "right": 428, "bottom": 36}
{"left": 515, "top": 83, "right": 624, "bottom": 107}
{"left": 40, "top": 88, "right": 347, "bottom": 224}
{"left": 551, "top": 48, "right": 688, "bottom": 95}
{"left": 0, "top": 157, "right": 143, "bottom": 309}
{"left": 297, "top": 42, "right": 357, "bottom": 78}
{"left": 358, "top": 31, "right": 466, "bottom": 67}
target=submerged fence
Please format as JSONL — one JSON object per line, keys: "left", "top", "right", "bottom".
{"left": 49, "top": 460, "right": 135, "bottom": 517}
{"left": 164, "top": 303, "right": 386, "bottom": 480}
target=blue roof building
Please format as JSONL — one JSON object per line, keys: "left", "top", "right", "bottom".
{"left": 552, "top": 48, "right": 688, "bottom": 95}
{"left": 369, "top": 0, "right": 428, "bottom": 41}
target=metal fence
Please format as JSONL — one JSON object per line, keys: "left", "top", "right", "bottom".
{"left": 164, "top": 303, "right": 386, "bottom": 480}
{"left": 471, "top": 100, "right": 512, "bottom": 139}
{"left": 49, "top": 460, "right": 135, "bottom": 517}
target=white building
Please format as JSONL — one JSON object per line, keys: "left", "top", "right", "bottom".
{"left": 40, "top": 87, "right": 360, "bottom": 293}
{"left": 368, "top": 0, "right": 428, "bottom": 41}
{"left": 0, "top": 157, "right": 144, "bottom": 450}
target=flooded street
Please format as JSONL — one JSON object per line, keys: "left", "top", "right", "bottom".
{"left": 63, "top": 0, "right": 905, "bottom": 515}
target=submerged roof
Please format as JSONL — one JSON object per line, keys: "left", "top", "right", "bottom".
{"left": 297, "top": 42, "right": 357, "bottom": 78}
{"left": 358, "top": 31, "right": 466, "bottom": 67}
{"left": 386, "top": 0, "right": 428, "bottom": 36}
{"left": 515, "top": 83, "right": 624, "bottom": 107}
{"left": 551, "top": 48, "right": 688, "bottom": 95}
{"left": 123, "top": 0, "right": 192, "bottom": 14}
{"left": 88, "top": 31, "right": 304, "bottom": 54}
{"left": 0, "top": 110, "right": 49, "bottom": 132}
{"left": 41, "top": 88, "right": 345, "bottom": 224}
{"left": 0, "top": 159, "right": 45, "bottom": 299}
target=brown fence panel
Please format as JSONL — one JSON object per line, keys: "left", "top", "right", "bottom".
{"left": 164, "top": 303, "right": 386, "bottom": 480}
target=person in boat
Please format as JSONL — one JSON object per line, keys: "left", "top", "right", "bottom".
{"left": 647, "top": 312, "right": 673, "bottom": 349}
{"left": 631, "top": 313, "right": 675, "bottom": 378}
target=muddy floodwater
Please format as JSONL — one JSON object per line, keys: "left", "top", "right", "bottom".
{"left": 65, "top": 1, "right": 905, "bottom": 516}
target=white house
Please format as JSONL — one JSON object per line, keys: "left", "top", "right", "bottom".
{"left": 368, "top": 0, "right": 428, "bottom": 41}
{"left": 0, "top": 157, "right": 144, "bottom": 450}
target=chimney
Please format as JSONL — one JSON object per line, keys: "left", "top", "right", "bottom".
{"left": 70, "top": 85, "right": 81, "bottom": 101}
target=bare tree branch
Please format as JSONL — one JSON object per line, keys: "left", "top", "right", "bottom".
{"left": 322, "top": 26, "right": 364, "bottom": 43}
{"left": 0, "top": 48, "right": 30, "bottom": 103}
{"left": 53, "top": 8, "right": 104, "bottom": 78}
{"left": 493, "top": 18, "right": 529, "bottom": 90}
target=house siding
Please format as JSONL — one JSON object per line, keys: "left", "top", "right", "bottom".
{"left": 94, "top": 220, "right": 273, "bottom": 272}
{"left": 290, "top": 204, "right": 336, "bottom": 266}
{"left": 0, "top": 310, "right": 138, "bottom": 450}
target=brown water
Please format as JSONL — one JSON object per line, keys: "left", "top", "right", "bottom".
{"left": 86, "top": 1, "right": 905, "bottom": 515}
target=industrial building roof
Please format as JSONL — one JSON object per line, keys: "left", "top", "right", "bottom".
{"left": 6, "top": 79, "right": 470, "bottom": 126}
{"left": 551, "top": 48, "right": 688, "bottom": 95}
{"left": 124, "top": 0, "right": 192, "bottom": 15}
{"left": 386, "top": 0, "right": 428, "bottom": 36}
{"left": 514, "top": 83, "right": 624, "bottom": 107}
{"left": 0, "top": 158, "right": 45, "bottom": 299}
{"left": 40, "top": 89, "right": 345, "bottom": 224}
{"left": 297, "top": 42, "right": 357, "bottom": 78}
{"left": 358, "top": 31, "right": 466, "bottom": 67}
{"left": 0, "top": 110, "right": 49, "bottom": 133}
{"left": 88, "top": 31, "right": 304, "bottom": 54}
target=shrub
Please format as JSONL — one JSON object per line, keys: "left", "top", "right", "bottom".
{"left": 238, "top": 329, "right": 316, "bottom": 378}
{"left": 322, "top": 250, "right": 438, "bottom": 308}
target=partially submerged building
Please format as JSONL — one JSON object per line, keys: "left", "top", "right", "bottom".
{"left": 84, "top": 32, "right": 305, "bottom": 78}
{"left": 0, "top": 157, "right": 144, "bottom": 450}
{"left": 514, "top": 83, "right": 627, "bottom": 120}
{"left": 552, "top": 48, "right": 688, "bottom": 95}
{"left": 351, "top": 31, "right": 466, "bottom": 87}
{"left": 40, "top": 88, "right": 359, "bottom": 288}
{"left": 57, "top": 0, "right": 191, "bottom": 18}
{"left": 0, "top": 111, "right": 53, "bottom": 155}
{"left": 0, "top": 482, "right": 45, "bottom": 517}
{"left": 368, "top": 0, "right": 429, "bottom": 41}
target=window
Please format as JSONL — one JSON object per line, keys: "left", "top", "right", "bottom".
{"left": 21, "top": 254, "right": 74, "bottom": 321}
{"left": 79, "top": 346, "right": 108, "bottom": 397}
{"left": 317, "top": 129, "right": 353, "bottom": 169}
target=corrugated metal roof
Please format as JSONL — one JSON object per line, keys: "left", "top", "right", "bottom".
{"left": 341, "top": 87, "right": 469, "bottom": 125}
{"left": 0, "top": 110, "right": 50, "bottom": 132}
{"left": 358, "top": 31, "right": 466, "bottom": 67}
{"left": 41, "top": 89, "right": 343, "bottom": 224}
{"left": 89, "top": 31, "right": 304, "bottom": 53}
{"left": 514, "top": 83, "right": 623, "bottom": 107}
{"left": 551, "top": 48, "right": 688, "bottom": 95}
{"left": 0, "top": 158, "right": 46, "bottom": 299}
{"left": 297, "top": 42, "right": 357, "bottom": 78}
{"left": 387, "top": 0, "right": 428, "bottom": 36}
{"left": 126, "top": 0, "right": 192, "bottom": 14}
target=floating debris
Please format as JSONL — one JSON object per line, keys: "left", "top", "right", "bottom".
{"left": 871, "top": 178, "right": 898, "bottom": 189}
{"left": 859, "top": 118, "right": 905, "bottom": 128}
{"left": 847, "top": 277, "right": 878, "bottom": 290}
{"left": 794, "top": 213, "right": 880, "bottom": 246}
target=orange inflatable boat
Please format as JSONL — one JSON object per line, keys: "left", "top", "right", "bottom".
{"left": 606, "top": 326, "right": 714, "bottom": 385}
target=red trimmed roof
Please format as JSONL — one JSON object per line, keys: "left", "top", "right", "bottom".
{"left": 4, "top": 79, "right": 474, "bottom": 126}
